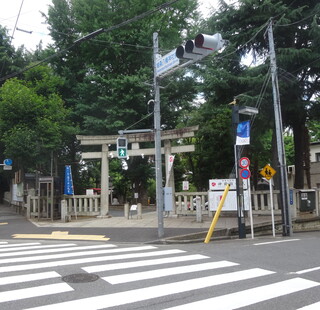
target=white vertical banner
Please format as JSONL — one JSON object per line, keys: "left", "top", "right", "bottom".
{"left": 166, "top": 155, "right": 175, "bottom": 187}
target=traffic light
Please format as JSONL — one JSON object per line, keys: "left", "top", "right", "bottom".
{"left": 176, "top": 33, "right": 225, "bottom": 60}
{"left": 117, "top": 137, "right": 127, "bottom": 159}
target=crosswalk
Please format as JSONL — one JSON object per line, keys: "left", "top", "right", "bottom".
{"left": 0, "top": 241, "right": 319, "bottom": 309}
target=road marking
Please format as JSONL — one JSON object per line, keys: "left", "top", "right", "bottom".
{"left": 254, "top": 239, "right": 300, "bottom": 246}
{"left": 0, "top": 244, "right": 153, "bottom": 264}
{"left": 297, "top": 301, "right": 320, "bottom": 309}
{"left": 0, "top": 283, "right": 73, "bottom": 303}
{"left": 0, "top": 243, "right": 114, "bottom": 258}
{"left": 0, "top": 222, "right": 8, "bottom": 225}
{"left": 83, "top": 254, "right": 209, "bottom": 273}
{"left": 0, "top": 242, "right": 42, "bottom": 250}
{"left": 295, "top": 266, "right": 320, "bottom": 275}
{"left": 0, "top": 248, "right": 183, "bottom": 273}
{"left": 103, "top": 261, "right": 239, "bottom": 284}
{"left": 12, "top": 231, "right": 110, "bottom": 241}
{"left": 164, "top": 278, "right": 320, "bottom": 310}
{"left": 25, "top": 268, "right": 275, "bottom": 310}
{"left": 0, "top": 271, "right": 61, "bottom": 285}
{"left": 0, "top": 243, "right": 76, "bottom": 253}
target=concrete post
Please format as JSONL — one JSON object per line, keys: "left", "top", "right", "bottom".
{"left": 100, "top": 144, "right": 109, "bottom": 216}
{"left": 137, "top": 203, "right": 142, "bottom": 219}
{"left": 26, "top": 195, "right": 31, "bottom": 219}
{"left": 196, "top": 196, "right": 202, "bottom": 223}
{"left": 124, "top": 203, "right": 129, "bottom": 219}
{"left": 61, "top": 200, "right": 70, "bottom": 222}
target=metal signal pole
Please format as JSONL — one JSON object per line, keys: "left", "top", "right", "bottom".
{"left": 153, "top": 32, "right": 164, "bottom": 238}
{"left": 267, "top": 20, "right": 292, "bottom": 236}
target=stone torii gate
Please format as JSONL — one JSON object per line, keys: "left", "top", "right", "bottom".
{"left": 76, "top": 126, "right": 198, "bottom": 215}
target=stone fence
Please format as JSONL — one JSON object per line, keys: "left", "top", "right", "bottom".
{"left": 21, "top": 188, "right": 319, "bottom": 221}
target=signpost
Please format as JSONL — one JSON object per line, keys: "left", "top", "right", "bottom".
{"left": 1, "top": 159, "right": 13, "bottom": 170}
{"left": 260, "top": 164, "right": 277, "bottom": 237}
{"left": 260, "top": 164, "right": 276, "bottom": 180}
{"left": 155, "top": 49, "right": 179, "bottom": 76}
{"left": 240, "top": 168, "right": 251, "bottom": 179}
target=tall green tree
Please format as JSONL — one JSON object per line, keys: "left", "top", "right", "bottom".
{"left": 0, "top": 65, "right": 75, "bottom": 174}
{"left": 199, "top": 0, "right": 320, "bottom": 188}
{"left": 45, "top": 0, "right": 201, "bottom": 197}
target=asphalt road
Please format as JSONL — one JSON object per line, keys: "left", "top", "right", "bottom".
{"left": 1, "top": 228, "right": 320, "bottom": 309}
{"left": 0, "top": 206, "right": 207, "bottom": 243}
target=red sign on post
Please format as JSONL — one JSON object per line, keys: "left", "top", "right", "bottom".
{"left": 240, "top": 168, "right": 251, "bottom": 179}
{"left": 239, "top": 157, "right": 250, "bottom": 168}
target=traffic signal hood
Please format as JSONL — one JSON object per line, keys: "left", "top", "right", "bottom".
{"left": 176, "top": 33, "right": 225, "bottom": 60}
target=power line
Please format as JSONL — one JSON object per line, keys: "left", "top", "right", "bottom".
{"left": 0, "top": 0, "right": 180, "bottom": 82}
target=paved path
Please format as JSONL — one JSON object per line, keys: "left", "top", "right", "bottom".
{"left": 1, "top": 204, "right": 280, "bottom": 242}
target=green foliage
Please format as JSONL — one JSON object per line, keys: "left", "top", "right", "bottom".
{"left": 45, "top": 0, "right": 200, "bottom": 193}
{"left": 0, "top": 66, "right": 75, "bottom": 172}
{"left": 179, "top": 105, "right": 234, "bottom": 190}
{"left": 198, "top": 0, "right": 320, "bottom": 188}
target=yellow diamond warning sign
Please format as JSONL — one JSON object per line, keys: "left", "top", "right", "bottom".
{"left": 260, "top": 164, "right": 276, "bottom": 180}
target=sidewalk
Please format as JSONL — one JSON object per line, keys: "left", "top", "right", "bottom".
{"left": 1, "top": 204, "right": 282, "bottom": 242}
{"left": 30, "top": 206, "right": 280, "bottom": 235}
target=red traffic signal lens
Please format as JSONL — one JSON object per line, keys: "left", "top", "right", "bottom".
{"left": 195, "top": 34, "right": 205, "bottom": 48}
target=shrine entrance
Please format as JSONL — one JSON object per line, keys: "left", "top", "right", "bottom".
{"left": 77, "top": 126, "right": 198, "bottom": 215}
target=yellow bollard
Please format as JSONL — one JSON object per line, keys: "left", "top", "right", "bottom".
{"left": 204, "top": 184, "right": 230, "bottom": 244}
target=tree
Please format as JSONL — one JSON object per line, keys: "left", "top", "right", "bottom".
{"left": 45, "top": 0, "right": 201, "bottom": 195}
{"left": 0, "top": 25, "right": 30, "bottom": 86}
{"left": 199, "top": 0, "right": 320, "bottom": 188}
{"left": 0, "top": 65, "right": 75, "bottom": 174}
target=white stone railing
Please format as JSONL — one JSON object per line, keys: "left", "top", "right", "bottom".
{"left": 62, "top": 195, "right": 100, "bottom": 216}
{"left": 175, "top": 192, "right": 209, "bottom": 215}
{"left": 175, "top": 190, "right": 298, "bottom": 216}
{"left": 25, "top": 195, "right": 101, "bottom": 219}
{"left": 23, "top": 188, "right": 311, "bottom": 220}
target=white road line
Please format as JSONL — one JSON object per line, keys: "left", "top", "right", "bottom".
{"left": 0, "top": 249, "right": 185, "bottom": 273}
{"left": 0, "top": 271, "right": 61, "bottom": 285}
{"left": 297, "top": 301, "right": 320, "bottom": 309}
{"left": 0, "top": 244, "right": 115, "bottom": 258}
{"left": 0, "top": 245, "right": 155, "bottom": 264}
{"left": 164, "top": 278, "right": 320, "bottom": 310}
{"left": 254, "top": 239, "right": 300, "bottom": 246}
{"left": 0, "top": 243, "right": 42, "bottom": 250}
{"left": 25, "top": 268, "right": 275, "bottom": 310}
{"left": 83, "top": 254, "right": 209, "bottom": 273}
{"left": 103, "top": 261, "right": 239, "bottom": 284}
{"left": 0, "top": 283, "right": 73, "bottom": 303}
{"left": 295, "top": 266, "right": 320, "bottom": 275}
{"left": 0, "top": 243, "right": 77, "bottom": 253}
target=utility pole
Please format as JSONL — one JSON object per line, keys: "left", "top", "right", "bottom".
{"left": 153, "top": 32, "right": 164, "bottom": 238}
{"left": 267, "top": 19, "right": 292, "bottom": 236}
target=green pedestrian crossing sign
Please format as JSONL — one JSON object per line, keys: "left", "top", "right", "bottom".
{"left": 117, "top": 137, "right": 128, "bottom": 159}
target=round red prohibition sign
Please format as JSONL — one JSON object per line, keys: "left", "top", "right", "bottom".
{"left": 239, "top": 157, "right": 250, "bottom": 168}
{"left": 240, "top": 168, "right": 251, "bottom": 179}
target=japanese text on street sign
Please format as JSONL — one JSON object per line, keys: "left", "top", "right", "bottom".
{"left": 260, "top": 164, "right": 276, "bottom": 180}
{"left": 156, "top": 50, "right": 179, "bottom": 76}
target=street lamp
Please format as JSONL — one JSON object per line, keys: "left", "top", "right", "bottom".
{"left": 232, "top": 104, "right": 258, "bottom": 239}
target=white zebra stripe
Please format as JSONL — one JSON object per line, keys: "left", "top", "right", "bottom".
{"left": 103, "top": 260, "right": 238, "bottom": 284}
{"left": 164, "top": 278, "right": 320, "bottom": 310}
{"left": 24, "top": 268, "right": 274, "bottom": 310}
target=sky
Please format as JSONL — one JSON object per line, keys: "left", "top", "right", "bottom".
{"left": 0, "top": 0, "right": 219, "bottom": 51}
